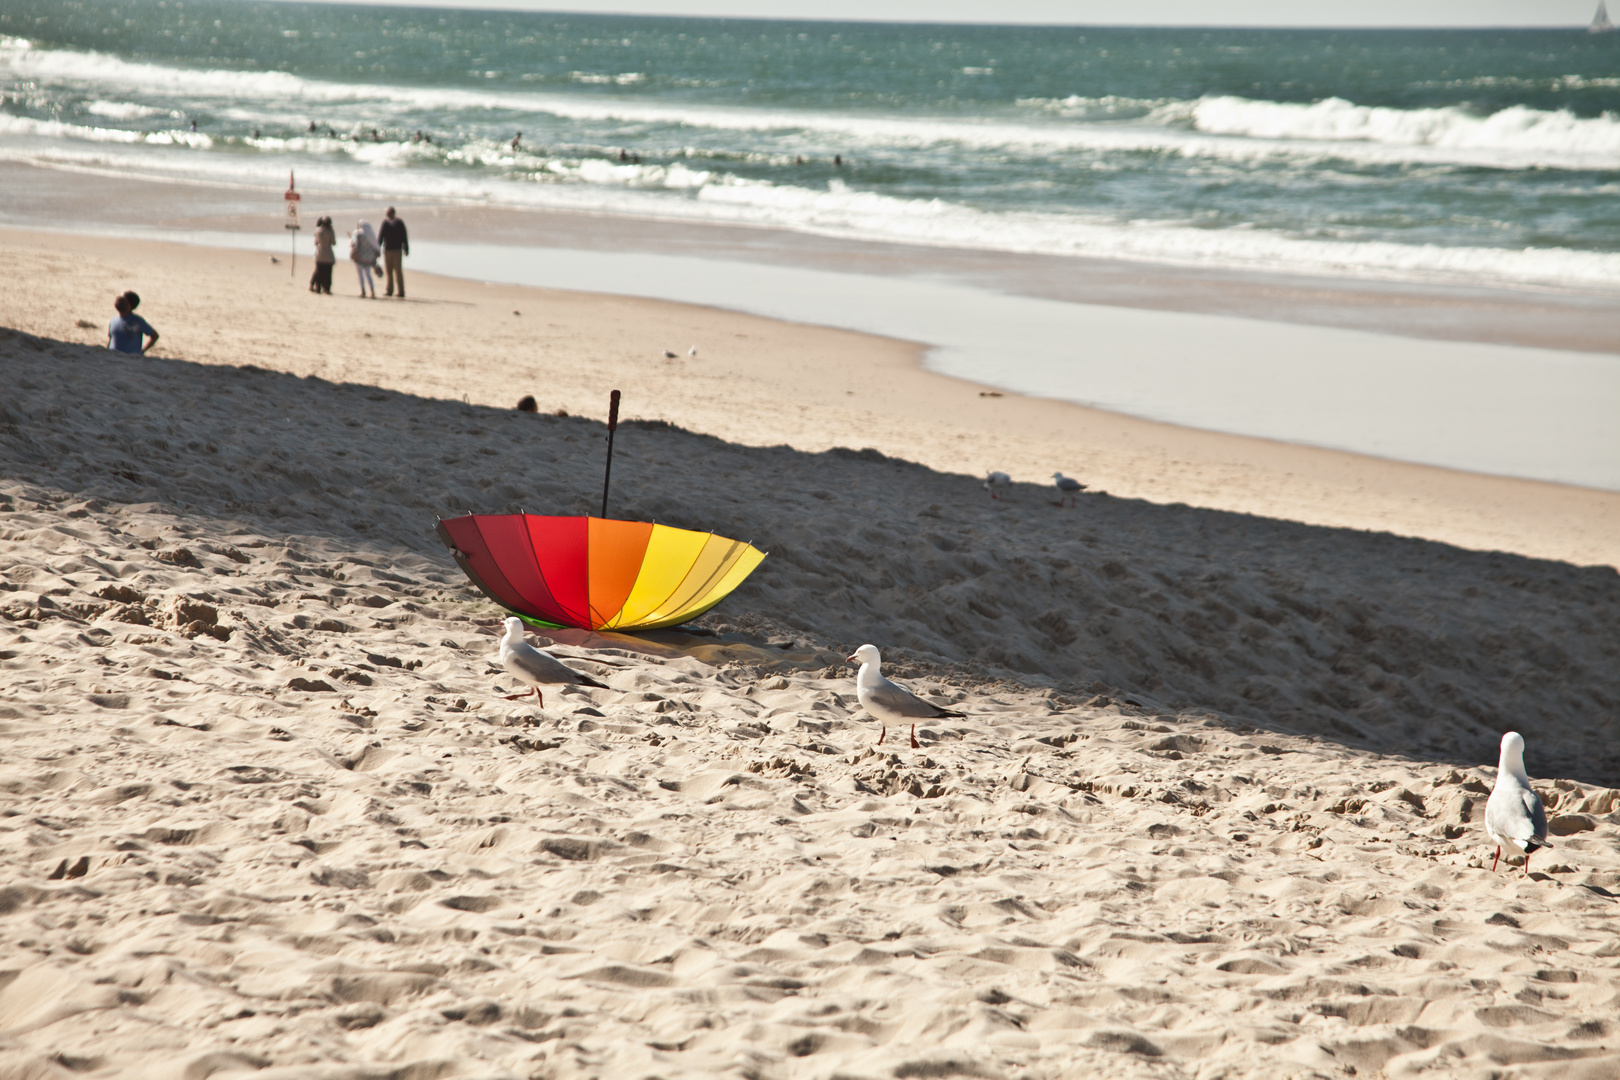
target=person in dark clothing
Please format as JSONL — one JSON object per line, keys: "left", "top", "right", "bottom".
{"left": 309, "top": 216, "right": 337, "bottom": 294}
{"left": 378, "top": 206, "right": 409, "bottom": 298}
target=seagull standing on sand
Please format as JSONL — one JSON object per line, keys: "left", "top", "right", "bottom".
{"left": 497, "top": 616, "right": 608, "bottom": 706}
{"left": 847, "top": 643, "right": 964, "bottom": 749}
{"left": 983, "top": 470, "right": 1011, "bottom": 501}
{"left": 1486, "top": 730, "right": 1550, "bottom": 876}
{"left": 1052, "top": 472, "right": 1086, "bottom": 508}
{"left": 688, "top": 345, "right": 698, "bottom": 357}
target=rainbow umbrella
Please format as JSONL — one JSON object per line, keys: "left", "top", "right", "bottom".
{"left": 436, "top": 513, "right": 766, "bottom": 632}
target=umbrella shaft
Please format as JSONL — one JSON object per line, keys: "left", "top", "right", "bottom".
{"left": 601, "top": 388, "right": 621, "bottom": 519}
{"left": 601, "top": 427, "right": 616, "bottom": 518}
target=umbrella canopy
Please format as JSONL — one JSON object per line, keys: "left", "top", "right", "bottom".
{"left": 436, "top": 513, "right": 765, "bottom": 632}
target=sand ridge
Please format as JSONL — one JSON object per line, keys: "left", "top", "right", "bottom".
{"left": 2, "top": 327, "right": 1620, "bottom": 1078}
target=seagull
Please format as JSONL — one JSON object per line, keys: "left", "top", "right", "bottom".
{"left": 1485, "top": 730, "right": 1550, "bottom": 876}
{"left": 983, "top": 470, "right": 1011, "bottom": 501}
{"left": 662, "top": 349, "right": 678, "bottom": 359}
{"left": 1052, "top": 472, "right": 1086, "bottom": 507}
{"left": 847, "top": 643, "right": 964, "bottom": 749}
{"left": 497, "top": 616, "right": 609, "bottom": 706}
{"left": 688, "top": 345, "right": 698, "bottom": 357}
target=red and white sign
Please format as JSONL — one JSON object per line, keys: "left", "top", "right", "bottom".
{"left": 284, "top": 171, "right": 301, "bottom": 230}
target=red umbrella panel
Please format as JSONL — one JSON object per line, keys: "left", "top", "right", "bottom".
{"left": 436, "top": 513, "right": 766, "bottom": 632}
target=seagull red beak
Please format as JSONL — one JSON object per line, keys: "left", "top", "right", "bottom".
{"left": 846, "top": 653, "right": 858, "bottom": 663}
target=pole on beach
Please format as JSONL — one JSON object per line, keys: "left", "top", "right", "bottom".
{"left": 601, "top": 390, "right": 621, "bottom": 519}
{"left": 283, "top": 170, "right": 301, "bottom": 278}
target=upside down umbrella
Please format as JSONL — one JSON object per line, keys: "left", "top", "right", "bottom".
{"left": 437, "top": 512, "right": 765, "bottom": 632}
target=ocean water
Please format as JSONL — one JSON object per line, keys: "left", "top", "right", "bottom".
{"left": 4, "top": 0, "right": 1620, "bottom": 290}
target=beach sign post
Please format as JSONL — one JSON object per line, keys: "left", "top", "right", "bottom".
{"left": 283, "top": 171, "right": 301, "bottom": 277}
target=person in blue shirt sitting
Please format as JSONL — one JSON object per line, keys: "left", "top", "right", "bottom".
{"left": 107, "top": 291, "right": 159, "bottom": 355}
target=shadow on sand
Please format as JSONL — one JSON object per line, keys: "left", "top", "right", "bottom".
{"left": 3, "top": 327, "right": 1617, "bottom": 785}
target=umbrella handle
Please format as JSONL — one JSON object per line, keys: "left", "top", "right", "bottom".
{"left": 601, "top": 389, "right": 620, "bottom": 519}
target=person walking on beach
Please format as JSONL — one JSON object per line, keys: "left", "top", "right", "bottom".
{"left": 309, "top": 216, "right": 337, "bottom": 295}
{"left": 107, "top": 291, "right": 159, "bottom": 355}
{"left": 378, "top": 206, "right": 409, "bottom": 299}
{"left": 350, "top": 220, "right": 380, "bottom": 298}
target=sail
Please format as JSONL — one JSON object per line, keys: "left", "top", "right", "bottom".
{"left": 1594, "top": 1, "right": 1616, "bottom": 33}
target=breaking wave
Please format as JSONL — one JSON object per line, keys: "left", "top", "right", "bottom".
{"left": 6, "top": 37, "right": 1619, "bottom": 171}
{"left": 1179, "top": 95, "right": 1620, "bottom": 161}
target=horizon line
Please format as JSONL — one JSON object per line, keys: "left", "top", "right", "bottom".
{"left": 242, "top": 0, "right": 1611, "bottom": 31}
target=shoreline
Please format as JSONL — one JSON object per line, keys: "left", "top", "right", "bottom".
{"left": 4, "top": 160, "right": 1620, "bottom": 355}
{"left": 2, "top": 224, "right": 1617, "bottom": 570}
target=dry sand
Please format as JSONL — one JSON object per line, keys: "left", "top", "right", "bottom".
{"left": 0, "top": 227, "right": 1617, "bottom": 572}
{"left": 4, "top": 299, "right": 1620, "bottom": 1078}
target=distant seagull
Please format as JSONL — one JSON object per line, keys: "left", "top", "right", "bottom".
{"left": 662, "top": 349, "right": 678, "bottom": 359}
{"left": 497, "top": 616, "right": 608, "bottom": 707}
{"left": 1052, "top": 472, "right": 1086, "bottom": 507}
{"left": 983, "top": 470, "right": 1011, "bottom": 501}
{"left": 1486, "top": 730, "right": 1550, "bottom": 876}
{"left": 269, "top": 255, "right": 279, "bottom": 264}
{"left": 847, "top": 643, "right": 964, "bottom": 749}
{"left": 688, "top": 345, "right": 698, "bottom": 357}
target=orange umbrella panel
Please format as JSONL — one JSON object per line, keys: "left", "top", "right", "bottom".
{"left": 436, "top": 513, "right": 765, "bottom": 632}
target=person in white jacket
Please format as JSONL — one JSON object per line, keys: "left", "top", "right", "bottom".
{"left": 349, "top": 221, "right": 380, "bottom": 298}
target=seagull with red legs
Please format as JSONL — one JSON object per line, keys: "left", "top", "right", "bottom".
{"left": 1485, "top": 730, "right": 1549, "bottom": 876}
{"left": 847, "top": 643, "right": 964, "bottom": 749}
{"left": 497, "top": 616, "right": 608, "bottom": 706}
{"left": 1052, "top": 472, "right": 1086, "bottom": 507}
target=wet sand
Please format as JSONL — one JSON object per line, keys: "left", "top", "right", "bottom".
{"left": 5, "top": 159, "right": 1619, "bottom": 355}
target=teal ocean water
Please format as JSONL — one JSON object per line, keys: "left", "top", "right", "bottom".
{"left": 3, "top": 0, "right": 1619, "bottom": 288}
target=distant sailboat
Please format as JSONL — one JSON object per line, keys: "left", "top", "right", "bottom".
{"left": 1594, "top": 1, "right": 1616, "bottom": 33}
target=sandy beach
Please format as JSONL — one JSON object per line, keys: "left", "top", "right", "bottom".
{"left": 1, "top": 226, "right": 1616, "bottom": 571}
{"left": 3, "top": 222, "right": 1620, "bottom": 1078}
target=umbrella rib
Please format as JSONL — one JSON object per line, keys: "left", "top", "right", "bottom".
{"left": 459, "top": 514, "right": 528, "bottom": 619}
{"left": 519, "top": 512, "right": 546, "bottom": 622}
{"left": 647, "top": 534, "right": 743, "bottom": 626}
{"left": 600, "top": 523, "right": 695, "bottom": 630}
{"left": 638, "top": 540, "right": 761, "bottom": 629}
{"left": 529, "top": 513, "right": 587, "bottom": 628}
{"left": 636, "top": 530, "right": 718, "bottom": 627}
